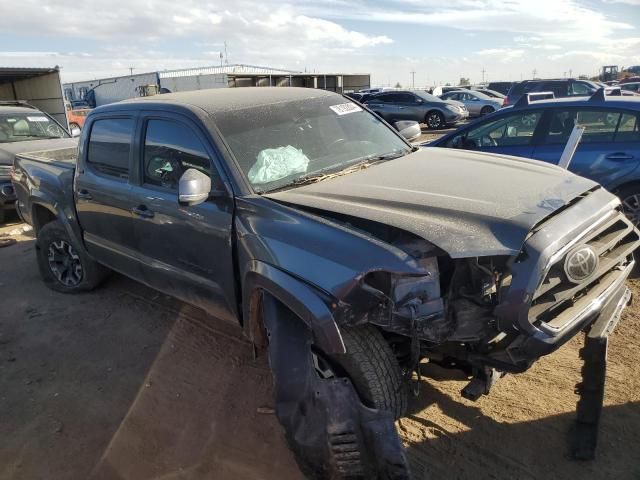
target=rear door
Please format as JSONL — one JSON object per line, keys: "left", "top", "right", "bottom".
{"left": 531, "top": 107, "right": 640, "bottom": 190}
{"left": 127, "top": 112, "right": 237, "bottom": 323}
{"left": 365, "top": 93, "right": 400, "bottom": 121}
{"left": 75, "top": 113, "right": 139, "bottom": 277}
{"left": 395, "top": 92, "right": 423, "bottom": 121}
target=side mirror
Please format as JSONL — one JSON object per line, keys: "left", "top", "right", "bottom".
{"left": 394, "top": 121, "right": 421, "bottom": 141}
{"left": 71, "top": 127, "right": 81, "bottom": 137}
{"left": 506, "top": 126, "right": 518, "bottom": 137}
{"left": 178, "top": 168, "right": 211, "bottom": 206}
{"left": 416, "top": 98, "right": 424, "bottom": 104}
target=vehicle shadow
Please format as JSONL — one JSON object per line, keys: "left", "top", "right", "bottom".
{"left": 401, "top": 365, "right": 640, "bottom": 480}
{"left": 0, "top": 236, "right": 302, "bottom": 480}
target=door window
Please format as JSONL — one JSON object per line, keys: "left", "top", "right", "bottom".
{"left": 543, "top": 109, "right": 624, "bottom": 145}
{"left": 87, "top": 118, "right": 134, "bottom": 179}
{"left": 396, "top": 93, "right": 417, "bottom": 103}
{"left": 616, "top": 113, "right": 640, "bottom": 142}
{"left": 143, "top": 119, "right": 212, "bottom": 190}
{"left": 541, "top": 82, "right": 568, "bottom": 98}
{"left": 569, "top": 82, "right": 594, "bottom": 97}
{"left": 446, "top": 110, "right": 542, "bottom": 148}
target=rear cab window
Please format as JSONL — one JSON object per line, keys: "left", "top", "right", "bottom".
{"left": 87, "top": 118, "right": 134, "bottom": 179}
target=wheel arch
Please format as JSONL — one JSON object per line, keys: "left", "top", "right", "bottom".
{"left": 611, "top": 179, "right": 640, "bottom": 196}
{"left": 242, "top": 260, "right": 346, "bottom": 355}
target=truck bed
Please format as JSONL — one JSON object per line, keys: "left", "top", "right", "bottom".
{"left": 16, "top": 147, "right": 77, "bottom": 169}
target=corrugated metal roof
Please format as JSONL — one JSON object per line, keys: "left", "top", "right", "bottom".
{"left": 0, "top": 66, "right": 60, "bottom": 80}
{"left": 158, "top": 63, "right": 300, "bottom": 78}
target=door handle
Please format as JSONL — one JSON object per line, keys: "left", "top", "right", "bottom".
{"left": 605, "top": 152, "right": 634, "bottom": 161}
{"left": 77, "top": 189, "right": 92, "bottom": 200}
{"left": 132, "top": 205, "right": 155, "bottom": 219}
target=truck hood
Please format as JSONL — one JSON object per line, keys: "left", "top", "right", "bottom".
{"left": 265, "top": 148, "right": 598, "bottom": 258}
{"left": 0, "top": 138, "right": 78, "bottom": 165}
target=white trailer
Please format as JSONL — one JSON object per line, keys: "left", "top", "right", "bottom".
{"left": 0, "top": 67, "right": 68, "bottom": 128}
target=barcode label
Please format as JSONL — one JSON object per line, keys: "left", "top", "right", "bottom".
{"left": 329, "top": 103, "right": 363, "bottom": 116}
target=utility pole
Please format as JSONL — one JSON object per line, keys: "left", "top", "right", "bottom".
{"left": 481, "top": 68, "right": 486, "bottom": 84}
{"left": 128, "top": 67, "right": 135, "bottom": 76}
{"left": 569, "top": 69, "right": 573, "bottom": 78}
{"left": 224, "top": 41, "right": 228, "bottom": 65}
{"left": 532, "top": 68, "right": 537, "bottom": 79}
{"left": 410, "top": 71, "right": 416, "bottom": 89}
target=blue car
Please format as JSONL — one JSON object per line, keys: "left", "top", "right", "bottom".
{"left": 429, "top": 93, "right": 640, "bottom": 224}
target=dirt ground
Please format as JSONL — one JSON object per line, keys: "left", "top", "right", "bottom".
{"left": 1, "top": 209, "right": 639, "bottom": 480}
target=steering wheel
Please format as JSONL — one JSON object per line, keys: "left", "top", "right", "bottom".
{"left": 46, "top": 123, "right": 61, "bottom": 137}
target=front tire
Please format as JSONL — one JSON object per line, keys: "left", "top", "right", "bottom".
{"left": 329, "top": 325, "right": 407, "bottom": 419}
{"left": 425, "top": 110, "right": 445, "bottom": 130}
{"left": 36, "top": 220, "right": 109, "bottom": 293}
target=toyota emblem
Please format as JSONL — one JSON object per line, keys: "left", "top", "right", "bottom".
{"left": 564, "top": 245, "right": 599, "bottom": 283}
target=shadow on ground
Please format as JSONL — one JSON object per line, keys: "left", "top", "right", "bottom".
{"left": 401, "top": 364, "right": 640, "bottom": 480}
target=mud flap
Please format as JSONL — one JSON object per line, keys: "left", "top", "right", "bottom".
{"left": 571, "top": 286, "right": 630, "bottom": 460}
{"left": 263, "top": 296, "right": 410, "bottom": 479}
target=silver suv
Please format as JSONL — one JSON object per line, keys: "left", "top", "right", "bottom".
{"left": 364, "top": 90, "right": 468, "bottom": 129}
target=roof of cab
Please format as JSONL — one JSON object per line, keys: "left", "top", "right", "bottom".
{"left": 100, "top": 87, "right": 340, "bottom": 115}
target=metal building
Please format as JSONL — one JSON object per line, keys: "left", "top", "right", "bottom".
{"left": 63, "top": 64, "right": 370, "bottom": 107}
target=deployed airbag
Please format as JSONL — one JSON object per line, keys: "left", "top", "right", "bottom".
{"left": 248, "top": 145, "right": 309, "bottom": 184}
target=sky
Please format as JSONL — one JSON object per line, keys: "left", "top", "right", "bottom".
{"left": 0, "top": 0, "right": 638, "bottom": 87}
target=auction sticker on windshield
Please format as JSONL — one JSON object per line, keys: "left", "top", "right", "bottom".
{"left": 27, "top": 116, "right": 49, "bottom": 122}
{"left": 330, "top": 103, "right": 363, "bottom": 115}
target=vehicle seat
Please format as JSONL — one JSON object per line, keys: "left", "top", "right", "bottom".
{"left": 13, "top": 119, "right": 30, "bottom": 136}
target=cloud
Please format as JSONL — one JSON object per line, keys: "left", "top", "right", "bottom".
{"left": 476, "top": 48, "right": 525, "bottom": 62}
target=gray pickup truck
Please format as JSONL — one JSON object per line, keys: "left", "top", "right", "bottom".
{"left": 12, "top": 87, "right": 639, "bottom": 478}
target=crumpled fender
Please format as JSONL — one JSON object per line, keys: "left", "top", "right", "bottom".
{"left": 263, "top": 294, "right": 410, "bottom": 479}
{"left": 243, "top": 260, "right": 346, "bottom": 354}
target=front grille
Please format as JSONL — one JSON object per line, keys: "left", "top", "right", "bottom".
{"left": 0, "top": 165, "right": 11, "bottom": 179}
{"left": 529, "top": 209, "right": 639, "bottom": 329}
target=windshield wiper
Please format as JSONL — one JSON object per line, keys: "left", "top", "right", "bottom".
{"left": 263, "top": 149, "right": 410, "bottom": 193}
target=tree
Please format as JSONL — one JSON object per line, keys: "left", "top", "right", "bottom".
{"left": 394, "top": 82, "right": 402, "bottom": 88}
{"left": 459, "top": 77, "right": 471, "bottom": 86}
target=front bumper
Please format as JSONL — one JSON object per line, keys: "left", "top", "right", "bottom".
{"left": 517, "top": 264, "right": 632, "bottom": 360}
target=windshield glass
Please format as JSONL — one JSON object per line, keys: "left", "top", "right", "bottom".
{"left": 0, "top": 113, "right": 69, "bottom": 143}
{"left": 214, "top": 96, "right": 411, "bottom": 193}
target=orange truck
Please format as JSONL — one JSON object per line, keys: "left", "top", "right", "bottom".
{"left": 65, "top": 102, "right": 91, "bottom": 131}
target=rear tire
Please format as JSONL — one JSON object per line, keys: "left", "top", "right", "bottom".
{"left": 36, "top": 220, "right": 109, "bottom": 293}
{"left": 330, "top": 325, "right": 407, "bottom": 419}
{"left": 480, "top": 106, "right": 495, "bottom": 115}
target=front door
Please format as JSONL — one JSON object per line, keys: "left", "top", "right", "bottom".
{"left": 128, "top": 113, "right": 237, "bottom": 323}
{"left": 446, "top": 108, "right": 544, "bottom": 158}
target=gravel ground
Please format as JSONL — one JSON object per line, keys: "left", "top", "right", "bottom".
{"left": 1, "top": 209, "right": 639, "bottom": 480}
